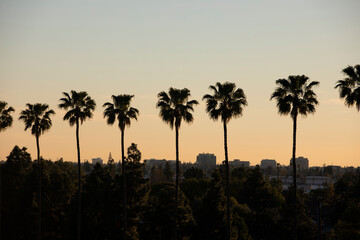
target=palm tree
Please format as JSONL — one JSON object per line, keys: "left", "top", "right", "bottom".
{"left": 335, "top": 64, "right": 360, "bottom": 111}
{"left": 156, "top": 88, "right": 198, "bottom": 240}
{"left": 203, "top": 82, "right": 247, "bottom": 240}
{"left": 103, "top": 94, "right": 139, "bottom": 239}
{"left": 19, "top": 103, "right": 55, "bottom": 240}
{"left": 0, "top": 101, "right": 15, "bottom": 240}
{"left": 270, "top": 75, "right": 319, "bottom": 240}
{"left": 58, "top": 90, "right": 96, "bottom": 240}
{"left": 0, "top": 101, "right": 15, "bottom": 132}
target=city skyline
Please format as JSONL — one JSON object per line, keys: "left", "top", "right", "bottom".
{"left": 1, "top": 0, "right": 359, "bottom": 167}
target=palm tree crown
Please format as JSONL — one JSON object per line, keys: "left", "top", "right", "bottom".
{"left": 19, "top": 103, "right": 55, "bottom": 136}
{"left": 156, "top": 88, "right": 199, "bottom": 129}
{"left": 103, "top": 94, "right": 139, "bottom": 130}
{"left": 203, "top": 82, "right": 247, "bottom": 240}
{"left": 335, "top": 64, "right": 360, "bottom": 111}
{"left": 270, "top": 75, "right": 319, "bottom": 118}
{"left": 59, "top": 90, "right": 96, "bottom": 240}
{"left": 0, "top": 101, "right": 15, "bottom": 132}
{"left": 59, "top": 90, "right": 96, "bottom": 125}
{"left": 203, "top": 82, "right": 247, "bottom": 122}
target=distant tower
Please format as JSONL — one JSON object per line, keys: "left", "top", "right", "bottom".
{"left": 261, "top": 159, "right": 277, "bottom": 169}
{"left": 290, "top": 156, "right": 309, "bottom": 171}
{"left": 196, "top": 153, "right": 216, "bottom": 170}
{"left": 92, "top": 157, "right": 103, "bottom": 165}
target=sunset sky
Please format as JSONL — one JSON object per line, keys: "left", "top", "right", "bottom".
{"left": 1, "top": 0, "right": 359, "bottom": 167}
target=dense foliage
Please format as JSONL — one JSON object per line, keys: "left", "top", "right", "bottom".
{"left": 1, "top": 145, "right": 359, "bottom": 240}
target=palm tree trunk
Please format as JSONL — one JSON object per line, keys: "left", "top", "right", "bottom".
{"left": 76, "top": 120, "right": 81, "bottom": 240}
{"left": 0, "top": 157, "right": 2, "bottom": 240}
{"left": 36, "top": 133, "right": 42, "bottom": 240}
{"left": 223, "top": 121, "right": 231, "bottom": 240}
{"left": 292, "top": 114, "right": 297, "bottom": 240}
{"left": 121, "top": 128, "right": 127, "bottom": 240}
{"left": 173, "top": 126, "right": 179, "bottom": 240}
{"left": 318, "top": 199, "right": 322, "bottom": 240}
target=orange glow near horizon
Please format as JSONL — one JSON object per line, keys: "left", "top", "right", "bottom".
{"left": 0, "top": 1, "right": 359, "bottom": 167}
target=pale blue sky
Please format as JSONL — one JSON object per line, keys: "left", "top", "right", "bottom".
{"left": 1, "top": 0, "right": 359, "bottom": 166}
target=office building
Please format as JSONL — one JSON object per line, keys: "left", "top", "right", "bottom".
{"left": 196, "top": 153, "right": 216, "bottom": 170}
{"left": 261, "top": 159, "right": 277, "bottom": 169}
{"left": 290, "top": 156, "right": 309, "bottom": 170}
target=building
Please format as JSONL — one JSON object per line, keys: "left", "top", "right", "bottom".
{"left": 230, "top": 159, "right": 250, "bottom": 167}
{"left": 290, "top": 156, "right": 309, "bottom": 171}
{"left": 261, "top": 159, "right": 277, "bottom": 169}
{"left": 196, "top": 153, "right": 216, "bottom": 170}
{"left": 92, "top": 157, "right": 103, "bottom": 165}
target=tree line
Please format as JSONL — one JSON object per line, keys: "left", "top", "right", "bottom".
{"left": 0, "top": 64, "right": 359, "bottom": 240}
{"left": 1, "top": 145, "right": 360, "bottom": 240}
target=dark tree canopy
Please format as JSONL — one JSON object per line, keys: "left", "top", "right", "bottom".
{"left": 270, "top": 75, "right": 319, "bottom": 119}
{"left": 203, "top": 82, "right": 247, "bottom": 123}
{"left": 59, "top": 90, "right": 96, "bottom": 126}
{"left": 156, "top": 87, "right": 198, "bottom": 129}
{"left": 19, "top": 103, "right": 55, "bottom": 136}
{"left": 0, "top": 101, "right": 15, "bottom": 132}
{"left": 335, "top": 64, "right": 360, "bottom": 111}
{"left": 103, "top": 94, "right": 139, "bottom": 131}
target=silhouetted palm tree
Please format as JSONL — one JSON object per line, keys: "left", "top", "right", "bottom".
{"left": 270, "top": 75, "right": 319, "bottom": 240}
{"left": 59, "top": 90, "right": 96, "bottom": 240}
{"left": 335, "top": 64, "right": 360, "bottom": 111}
{"left": 103, "top": 94, "right": 139, "bottom": 239}
{"left": 203, "top": 82, "right": 247, "bottom": 240}
{"left": 156, "top": 88, "right": 198, "bottom": 240}
{"left": 0, "top": 101, "right": 15, "bottom": 132}
{"left": 19, "top": 103, "right": 55, "bottom": 240}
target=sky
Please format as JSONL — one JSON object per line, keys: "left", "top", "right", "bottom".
{"left": 0, "top": 0, "right": 359, "bottom": 167}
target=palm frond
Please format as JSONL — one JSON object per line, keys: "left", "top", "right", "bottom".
{"left": 19, "top": 103, "right": 55, "bottom": 136}
{"left": 203, "top": 82, "right": 247, "bottom": 123}
{"left": 271, "top": 75, "right": 319, "bottom": 118}
{"left": 103, "top": 94, "right": 139, "bottom": 130}
{"left": 336, "top": 65, "right": 360, "bottom": 111}
{"left": 157, "top": 88, "right": 197, "bottom": 130}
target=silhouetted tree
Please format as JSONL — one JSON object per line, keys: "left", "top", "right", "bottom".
{"left": 41, "top": 159, "right": 77, "bottom": 239}
{"left": 183, "top": 167, "right": 204, "bottom": 180}
{"left": 270, "top": 75, "right": 319, "bottom": 240}
{"left": 203, "top": 82, "right": 247, "bottom": 240}
{"left": 1, "top": 146, "right": 34, "bottom": 240}
{"left": 335, "top": 64, "right": 360, "bottom": 111}
{"left": 83, "top": 163, "right": 117, "bottom": 240}
{"left": 59, "top": 90, "right": 96, "bottom": 240}
{"left": 279, "top": 187, "right": 317, "bottom": 240}
{"left": 156, "top": 87, "right": 198, "bottom": 240}
{"left": 334, "top": 204, "right": 360, "bottom": 239}
{"left": 197, "top": 168, "right": 227, "bottom": 239}
{"left": 142, "top": 183, "right": 195, "bottom": 240}
{"left": 103, "top": 94, "right": 139, "bottom": 238}
{"left": 19, "top": 103, "right": 55, "bottom": 240}
{"left": 242, "top": 167, "right": 284, "bottom": 240}
{"left": 0, "top": 101, "right": 14, "bottom": 132}
{"left": 163, "top": 162, "right": 174, "bottom": 182}
{"left": 125, "top": 143, "right": 150, "bottom": 240}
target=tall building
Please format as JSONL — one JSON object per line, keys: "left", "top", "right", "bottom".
{"left": 196, "top": 153, "right": 216, "bottom": 170}
{"left": 92, "top": 157, "right": 103, "bottom": 165}
{"left": 261, "top": 159, "right": 277, "bottom": 169}
{"left": 290, "top": 156, "right": 309, "bottom": 170}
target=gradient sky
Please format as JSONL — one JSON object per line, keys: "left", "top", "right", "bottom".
{"left": 1, "top": 0, "right": 359, "bottom": 167}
